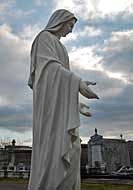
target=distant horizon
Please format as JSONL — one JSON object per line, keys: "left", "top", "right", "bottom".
{"left": 0, "top": 129, "right": 133, "bottom": 147}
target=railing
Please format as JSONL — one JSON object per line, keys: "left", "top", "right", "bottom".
{"left": 0, "top": 170, "right": 30, "bottom": 179}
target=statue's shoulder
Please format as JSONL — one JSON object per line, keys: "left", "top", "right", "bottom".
{"left": 38, "top": 30, "right": 53, "bottom": 41}
{"left": 36, "top": 31, "right": 56, "bottom": 47}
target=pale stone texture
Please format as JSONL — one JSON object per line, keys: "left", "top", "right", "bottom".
{"left": 28, "top": 10, "right": 81, "bottom": 190}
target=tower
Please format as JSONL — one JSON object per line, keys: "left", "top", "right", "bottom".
{"left": 88, "top": 128, "right": 103, "bottom": 168}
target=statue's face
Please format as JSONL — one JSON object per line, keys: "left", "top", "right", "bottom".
{"left": 61, "top": 19, "right": 76, "bottom": 37}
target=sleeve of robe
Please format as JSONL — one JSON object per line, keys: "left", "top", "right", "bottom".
{"left": 28, "top": 31, "right": 81, "bottom": 190}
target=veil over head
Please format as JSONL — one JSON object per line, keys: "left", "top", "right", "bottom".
{"left": 44, "top": 9, "right": 77, "bottom": 33}
{"left": 29, "top": 9, "right": 77, "bottom": 89}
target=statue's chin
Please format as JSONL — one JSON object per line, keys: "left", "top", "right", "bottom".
{"left": 62, "top": 31, "right": 70, "bottom": 37}
{"left": 62, "top": 34, "right": 67, "bottom": 37}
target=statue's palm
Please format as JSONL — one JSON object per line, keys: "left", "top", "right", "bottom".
{"left": 79, "top": 80, "right": 99, "bottom": 99}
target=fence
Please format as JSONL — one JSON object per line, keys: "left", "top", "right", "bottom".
{"left": 0, "top": 170, "right": 30, "bottom": 179}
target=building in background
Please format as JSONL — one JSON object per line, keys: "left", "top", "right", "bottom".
{"left": 0, "top": 131, "right": 133, "bottom": 178}
{"left": 87, "top": 129, "right": 133, "bottom": 174}
{"left": 127, "top": 141, "right": 133, "bottom": 167}
{"left": 0, "top": 139, "right": 31, "bottom": 178}
{"left": 80, "top": 143, "right": 88, "bottom": 178}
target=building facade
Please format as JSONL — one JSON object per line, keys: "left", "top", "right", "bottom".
{"left": 0, "top": 134, "right": 133, "bottom": 177}
{"left": 87, "top": 129, "right": 132, "bottom": 174}
{"left": 0, "top": 139, "right": 31, "bottom": 174}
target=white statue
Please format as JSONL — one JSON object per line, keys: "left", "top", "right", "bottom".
{"left": 28, "top": 9, "right": 99, "bottom": 190}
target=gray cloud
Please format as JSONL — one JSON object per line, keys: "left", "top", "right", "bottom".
{"left": 0, "top": 24, "right": 32, "bottom": 133}
{"left": 69, "top": 38, "right": 133, "bottom": 140}
{"left": 0, "top": 1, "right": 133, "bottom": 144}
{"left": 79, "top": 83, "right": 133, "bottom": 140}
{"left": 0, "top": 104, "right": 32, "bottom": 132}
{"left": 100, "top": 30, "right": 133, "bottom": 83}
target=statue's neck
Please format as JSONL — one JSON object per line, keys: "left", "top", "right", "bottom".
{"left": 53, "top": 32, "right": 61, "bottom": 40}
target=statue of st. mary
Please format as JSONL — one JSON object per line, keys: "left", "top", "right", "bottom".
{"left": 28, "top": 9, "right": 99, "bottom": 190}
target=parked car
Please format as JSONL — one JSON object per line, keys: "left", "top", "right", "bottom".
{"left": 112, "top": 166, "right": 133, "bottom": 178}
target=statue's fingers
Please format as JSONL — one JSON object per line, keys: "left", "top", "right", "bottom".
{"left": 85, "top": 105, "right": 90, "bottom": 109}
{"left": 91, "top": 82, "right": 96, "bottom": 85}
{"left": 95, "top": 94, "right": 99, "bottom": 99}
{"left": 86, "top": 91, "right": 99, "bottom": 99}
{"left": 91, "top": 93, "right": 99, "bottom": 99}
{"left": 82, "top": 112, "right": 92, "bottom": 117}
{"left": 84, "top": 81, "right": 96, "bottom": 86}
{"left": 79, "top": 103, "right": 90, "bottom": 109}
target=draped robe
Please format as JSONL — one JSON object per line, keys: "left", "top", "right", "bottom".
{"left": 28, "top": 30, "right": 81, "bottom": 190}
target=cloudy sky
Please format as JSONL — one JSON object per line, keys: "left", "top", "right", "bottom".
{"left": 0, "top": 0, "right": 133, "bottom": 146}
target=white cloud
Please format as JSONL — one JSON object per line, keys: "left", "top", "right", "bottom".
{"left": 98, "top": 0, "right": 133, "bottom": 14}
{"left": 0, "top": 23, "right": 31, "bottom": 105}
{"left": 69, "top": 45, "right": 102, "bottom": 71}
{"left": 61, "top": 32, "right": 78, "bottom": 43}
{"left": 79, "top": 26, "right": 102, "bottom": 37}
{"left": 68, "top": 44, "right": 129, "bottom": 85}
{"left": 53, "top": 0, "right": 78, "bottom": 12}
{"left": 53, "top": 0, "right": 133, "bottom": 21}
{"left": 53, "top": 0, "right": 96, "bottom": 19}
{"left": 20, "top": 24, "right": 41, "bottom": 42}
{"left": 61, "top": 26, "right": 102, "bottom": 43}
{"left": 103, "top": 30, "right": 133, "bottom": 51}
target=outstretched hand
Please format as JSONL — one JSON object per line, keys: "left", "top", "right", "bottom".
{"left": 79, "top": 80, "right": 99, "bottom": 99}
{"left": 79, "top": 103, "right": 92, "bottom": 117}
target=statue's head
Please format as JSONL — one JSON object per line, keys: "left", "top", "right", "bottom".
{"left": 44, "top": 9, "right": 77, "bottom": 37}
{"left": 57, "top": 17, "right": 77, "bottom": 37}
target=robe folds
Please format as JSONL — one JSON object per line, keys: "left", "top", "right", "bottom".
{"left": 28, "top": 31, "right": 81, "bottom": 190}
